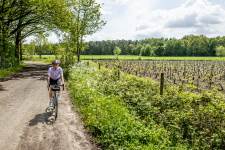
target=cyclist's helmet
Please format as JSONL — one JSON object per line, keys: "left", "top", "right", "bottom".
{"left": 52, "top": 60, "right": 60, "bottom": 65}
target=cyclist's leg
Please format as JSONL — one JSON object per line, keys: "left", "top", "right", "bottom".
{"left": 48, "top": 78, "right": 56, "bottom": 100}
{"left": 49, "top": 88, "right": 52, "bottom": 100}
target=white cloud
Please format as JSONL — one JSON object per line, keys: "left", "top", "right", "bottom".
{"left": 135, "top": 0, "right": 225, "bottom": 39}
{"left": 88, "top": 0, "right": 225, "bottom": 41}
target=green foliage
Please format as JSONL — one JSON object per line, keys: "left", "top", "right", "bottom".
{"left": 67, "top": 0, "right": 105, "bottom": 62}
{"left": 23, "top": 42, "right": 36, "bottom": 58}
{"left": 24, "top": 54, "right": 225, "bottom": 62}
{"left": 83, "top": 35, "right": 225, "bottom": 56}
{"left": 82, "top": 55, "right": 225, "bottom": 61}
{"left": 113, "top": 46, "right": 122, "bottom": 60}
{"left": 69, "top": 63, "right": 225, "bottom": 149}
{"left": 215, "top": 46, "right": 225, "bottom": 57}
{"left": 0, "top": 64, "right": 24, "bottom": 78}
{"left": 68, "top": 63, "right": 187, "bottom": 150}
{"left": 0, "top": 0, "right": 72, "bottom": 68}
{"left": 0, "top": 0, "right": 104, "bottom": 67}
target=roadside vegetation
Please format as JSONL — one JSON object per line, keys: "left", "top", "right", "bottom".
{"left": 0, "top": 64, "right": 24, "bottom": 78}
{"left": 68, "top": 62, "right": 225, "bottom": 150}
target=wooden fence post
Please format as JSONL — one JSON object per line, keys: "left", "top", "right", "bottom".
{"left": 160, "top": 73, "right": 164, "bottom": 95}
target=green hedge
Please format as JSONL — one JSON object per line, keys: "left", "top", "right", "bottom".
{"left": 68, "top": 63, "right": 187, "bottom": 150}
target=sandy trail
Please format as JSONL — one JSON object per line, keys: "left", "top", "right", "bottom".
{"left": 0, "top": 62, "right": 97, "bottom": 150}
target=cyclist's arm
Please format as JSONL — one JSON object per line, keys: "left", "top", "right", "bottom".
{"left": 47, "top": 76, "right": 50, "bottom": 84}
{"left": 61, "top": 74, "right": 65, "bottom": 85}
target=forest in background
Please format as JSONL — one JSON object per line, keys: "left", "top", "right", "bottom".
{"left": 83, "top": 35, "right": 225, "bottom": 56}
{"left": 23, "top": 34, "right": 225, "bottom": 57}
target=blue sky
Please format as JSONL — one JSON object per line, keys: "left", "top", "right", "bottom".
{"left": 33, "top": 0, "right": 225, "bottom": 43}
{"left": 84, "top": 0, "right": 225, "bottom": 41}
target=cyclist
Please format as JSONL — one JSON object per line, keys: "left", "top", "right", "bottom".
{"left": 47, "top": 60, "right": 64, "bottom": 106}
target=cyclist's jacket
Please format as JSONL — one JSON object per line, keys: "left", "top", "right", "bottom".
{"left": 48, "top": 67, "right": 63, "bottom": 80}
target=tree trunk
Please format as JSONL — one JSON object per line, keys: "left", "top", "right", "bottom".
{"left": 15, "top": 31, "right": 20, "bottom": 64}
{"left": 1, "top": 27, "right": 7, "bottom": 68}
{"left": 19, "top": 40, "right": 22, "bottom": 61}
{"left": 77, "top": 49, "right": 80, "bottom": 62}
{"left": 15, "top": 13, "right": 23, "bottom": 64}
{"left": 0, "top": 28, "right": 3, "bottom": 68}
{"left": 76, "top": 37, "right": 80, "bottom": 62}
{"left": 77, "top": 36, "right": 83, "bottom": 62}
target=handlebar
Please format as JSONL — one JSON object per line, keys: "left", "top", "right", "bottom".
{"left": 50, "top": 84, "right": 64, "bottom": 91}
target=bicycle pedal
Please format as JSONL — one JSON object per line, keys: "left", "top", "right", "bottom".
{"left": 48, "top": 116, "right": 55, "bottom": 122}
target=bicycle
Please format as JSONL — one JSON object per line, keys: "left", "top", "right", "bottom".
{"left": 46, "top": 83, "right": 64, "bottom": 124}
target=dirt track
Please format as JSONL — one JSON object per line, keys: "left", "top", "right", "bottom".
{"left": 0, "top": 62, "right": 97, "bottom": 150}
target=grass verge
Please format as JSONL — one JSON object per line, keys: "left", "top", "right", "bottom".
{"left": 81, "top": 55, "right": 225, "bottom": 61}
{"left": 23, "top": 55, "right": 225, "bottom": 61}
{"left": 0, "top": 64, "right": 24, "bottom": 78}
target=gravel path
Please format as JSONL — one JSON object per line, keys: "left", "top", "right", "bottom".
{"left": 0, "top": 62, "right": 96, "bottom": 150}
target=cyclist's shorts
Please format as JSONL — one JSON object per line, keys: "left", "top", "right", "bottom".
{"left": 49, "top": 78, "right": 60, "bottom": 85}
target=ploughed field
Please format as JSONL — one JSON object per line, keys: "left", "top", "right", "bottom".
{"left": 95, "top": 60, "right": 225, "bottom": 92}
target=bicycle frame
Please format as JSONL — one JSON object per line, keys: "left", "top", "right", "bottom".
{"left": 46, "top": 84, "right": 63, "bottom": 123}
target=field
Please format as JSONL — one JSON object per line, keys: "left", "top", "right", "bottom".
{"left": 83, "top": 55, "right": 225, "bottom": 61}
{"left": 95, "top": 60, "right": 225, "bottom": 92}
{"left": 23, "top": 55, "right": 225, "bottom": 61}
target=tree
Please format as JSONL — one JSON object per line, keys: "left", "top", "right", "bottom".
{"left": 0, "top": 0, "right": 72, "bottom": 68}
{"left": 182, "top": 35, "right": 210, "bottom": 56}
{"left": 146, "top": 44, "right": 155, "bottom": 56}
{"left": 164, "top": 39, "right": 185, "bottom": 56}
{"left": 113, "top": 46, "right": 121, "bottom": 59}
{"left": 35, "top": 33, "right": 48, "bottom": 58}
{"left": 215, "top": 46, "right": 225, "bottom": 56}
{"left": 68, "top": 0, "right": 105, "bottom": 62}
{"left": 23, "top": 41, "right": 35, "bottom": 58}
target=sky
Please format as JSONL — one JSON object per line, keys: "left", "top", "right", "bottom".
{"left": 85, "top": 0, "right": 225, "bottom": 41}
{"left": 29, "top": 0, "right": 225, "bottom": 43}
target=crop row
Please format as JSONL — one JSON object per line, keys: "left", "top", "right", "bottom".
{"left": 95, "top": 60, "right": 225, "bottom": 92}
